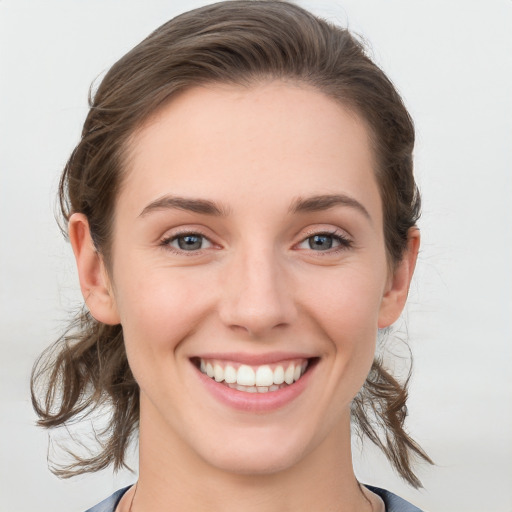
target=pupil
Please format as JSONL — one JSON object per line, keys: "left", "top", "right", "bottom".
{"left": 310, "top": 235, "right": 332, "bottom": 250}
{"left": 178, "top": 235, "right": 202, "bottom": 250}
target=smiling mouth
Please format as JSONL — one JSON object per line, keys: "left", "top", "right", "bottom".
{"left": 193, "top": 357, "right": 315, "bottom": 394}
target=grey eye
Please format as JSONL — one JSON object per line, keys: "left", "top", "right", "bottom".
{"left": 174, "top": 234, "right": 208, "bottom": 251}
{"left": 308, "top": 234, "right": 335, "bottom": 250}
{"left": 297, "top": 232, "right": 351, "bottom": 252}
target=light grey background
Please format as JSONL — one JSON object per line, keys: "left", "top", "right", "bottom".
{"left": 1, "top": 1, "right": 511, "bottom": 511}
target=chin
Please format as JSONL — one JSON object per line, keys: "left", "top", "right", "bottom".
{"left": 195, "top": 426, "right": 313, "bottom": 476}
{"left": 205, "top": 447, "right": 303, "bottom": 476}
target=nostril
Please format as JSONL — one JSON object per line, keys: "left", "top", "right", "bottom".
{"left": 218, "top": 267, "right": 297, "bottom": 336}
{"left": 225, "top": 318, "right": 293, "bottom": 339}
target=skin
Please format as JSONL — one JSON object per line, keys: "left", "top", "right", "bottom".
{"left": 69, "top": 82, "right": 419, "bottom": 512}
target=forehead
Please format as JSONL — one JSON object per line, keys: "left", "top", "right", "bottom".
{"left": 120, "top": 81, "right": 381, "bottom": 221}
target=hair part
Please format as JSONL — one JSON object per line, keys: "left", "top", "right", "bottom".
{"left": 32, "top": 0, "right": 431, "bottom": 486}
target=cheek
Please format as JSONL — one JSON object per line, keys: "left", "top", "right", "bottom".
{"left": 113, "top": 265, "right": 216, "bottom": 368}
{"left": 303, "top": 262, "right": 385, "bottom": 336}
{"left": 300, "top": 265, "right": 385, "bottom": 385}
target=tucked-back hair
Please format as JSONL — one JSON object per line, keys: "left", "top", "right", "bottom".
{"left": 31, "top": 0, "right": 431, "bottom": 487}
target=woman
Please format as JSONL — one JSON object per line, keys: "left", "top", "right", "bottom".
{"left": 31, "top": 1, "right": 432, "bottom": 510}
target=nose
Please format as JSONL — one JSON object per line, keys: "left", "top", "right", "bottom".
{"left": 218, "top": 246, "right": 297, "bottom": 338}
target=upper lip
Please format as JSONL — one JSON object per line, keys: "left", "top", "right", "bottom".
{"left": 191, "top": 352, "right": 316, "bottom": 365}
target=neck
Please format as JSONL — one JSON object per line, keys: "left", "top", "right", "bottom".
{"left": 130, "top": 397, "right": 372, "bottom": 512}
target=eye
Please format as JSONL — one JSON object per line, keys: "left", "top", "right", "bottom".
{"left": 164, "top": 233, "right": 212, "bottom": 252}
{"left": 297, "top": 232, "right": 352, "bottom": 251}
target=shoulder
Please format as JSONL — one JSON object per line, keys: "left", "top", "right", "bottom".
{"left": 365, "top": 485, "right": 424, "bottom": 512}
{"left": 84, "top": 486, "right": 131, "bottom": 512}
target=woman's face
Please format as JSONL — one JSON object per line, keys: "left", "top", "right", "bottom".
{"left": 92, "top": 82, "right": 411, "bottom": 474}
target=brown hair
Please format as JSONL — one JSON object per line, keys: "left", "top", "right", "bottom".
{"left": 31, "top": 0, "right": 431, "bottom": 487}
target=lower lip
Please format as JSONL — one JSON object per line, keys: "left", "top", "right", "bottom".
{"left": 193, "top": 361, "right": 315, "bottom": 412}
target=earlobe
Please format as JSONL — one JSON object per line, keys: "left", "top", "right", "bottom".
{"left": 68, "top": 213, "right": 120, "bottom": 325}
{"left": 378, "top": 228, "right": 420, "bottom": 328}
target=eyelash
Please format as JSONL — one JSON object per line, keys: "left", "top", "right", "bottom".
{"left": 160, "top": 230, "right": 214, "bottom": 255}
{"left": 296, "top": 229, "right": 353, "bottom": 254}
{"left": 159, "top": 229, "right": 353, "bottom": 255}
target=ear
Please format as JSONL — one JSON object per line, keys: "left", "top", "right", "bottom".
{"left": 68, "top": 213, "right": 120, "bottom": 325}
{"left": 378, "top": 228, "right": 420, "bottom": 328}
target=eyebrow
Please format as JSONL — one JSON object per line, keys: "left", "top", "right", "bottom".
{"left": 289, "top": 194, "right": 371, "bottom": 221}
{"left": 139, "top": 193, "right": 370, "bottom": 221}
{"left": 139, "top": 195, "right": 230, "bottom": 217}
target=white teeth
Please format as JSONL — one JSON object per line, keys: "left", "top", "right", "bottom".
{"left": 273, "top": 365, "right": 285, "bottom": 385}
{"left": 230, "top": 382, "right": 285, "bottom": 392}
{"left": 198, "top": 358, "right": 309, "bottom": 392}
{"left": 214, "top": 364, "right": 224, "bottom": 382}
{"left": 237, "top": 365, "right": 256, "bottom": 386}
{"left": 284, "top": 364, "right": 295, "bottom": 385}
{"left": 255, "top": 365, "right": 274, "bottom": 387}
{"left": 224, "top": 365, "right": 237, "bottom": 384}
